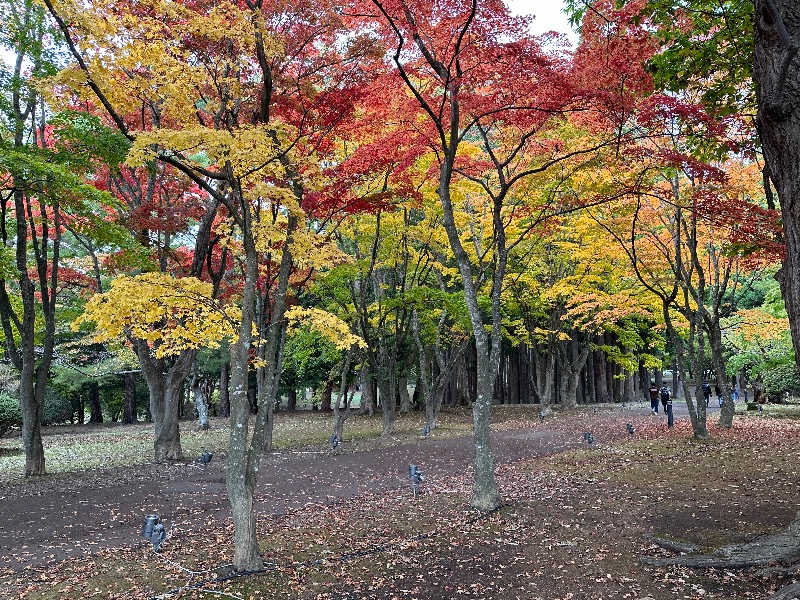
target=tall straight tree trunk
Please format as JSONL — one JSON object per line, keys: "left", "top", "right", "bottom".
{"left": 227, "top": 209, "right": 295, "bottom": 572}
{"left": 439, "top": 163, "right": 500, "bottom": 509}
{"left": 218, "top": 361, "right": 230, "bottom": 418}
{"left": 358, "top": 364, "right": 376, "bottom": 416}
{"left": 594, "top": 339, "right": 609, "bottom": 403}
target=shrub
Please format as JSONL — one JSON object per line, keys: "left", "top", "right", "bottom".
{"left": 0, "top": 392, "right": 21, "bottom": 437}
{"left": 43, "top": 387, "right": 74, "bottom": 425}
{"left": 761, "top": 361, "right": 800, "bottom": 402}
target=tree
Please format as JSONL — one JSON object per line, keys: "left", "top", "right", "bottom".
{"left": 753, "top": 0, "right": 800, "bottom": 379}
{"left": 0, "top": 0, "right": 130, "bottom": 474}
{"left": 370, "top": 0, "right": 657, "bottom": 509}
{"left": 43, "top": 0, "right": 381, "bottom": 571}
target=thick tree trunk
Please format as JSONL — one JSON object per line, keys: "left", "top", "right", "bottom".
{"left": 136, "top": 341, "right": 194, "bottom": 462}
{"left": 594, "top": 339, "right": 610, "bottom": 403}
{"left": 398, "top": 375, "right": 411, "bottom": 413}
{"left": 88, "top": 381, "right": 103, "bottom": 424}
{"left": 754, "top": 0, "right": 800, "bottom": 374}
{"left": 123, "top": 372, "right": 137, "bottom": 425}
{"left": 287, "top": 388, "right": 297, "bottom": 412}
{"left": 358, "top": 364, "right": 376, "bottom": 416}
{"left": 377, "top": 367, "right": 396, "bottom": 436}
{"left": 17, "top": 361, "right": 45, "bottom": 476}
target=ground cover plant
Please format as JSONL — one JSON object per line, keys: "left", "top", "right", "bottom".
{"left": 0, "top": 406, "right": 798, "bottom": 599}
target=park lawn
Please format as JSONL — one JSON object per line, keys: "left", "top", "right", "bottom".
{"left": 0, "top": 407, "right": 798, "bottom": 599}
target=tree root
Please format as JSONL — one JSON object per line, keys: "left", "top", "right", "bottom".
{"left": 642, "top": 511, "right": 800, "bottom": 570}
{"left": 767, "top": 580, "right": 800, "bottom": 600}
{"left": 643, "top": 512, "right": 800, "bottom": 599}
{"left": 646, "top": 535, "right": 701, "bottom": 555}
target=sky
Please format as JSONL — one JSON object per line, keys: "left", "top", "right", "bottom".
{"left": 507, "top": 0, "right": 579, "bottom": 45}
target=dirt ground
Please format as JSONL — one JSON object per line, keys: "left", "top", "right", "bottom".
{"left": 0, "top": 406, "right": 798, "bottom": 599}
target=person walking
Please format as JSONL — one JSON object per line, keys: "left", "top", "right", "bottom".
{"left": 648, "top": 382, "right": 659, "bottom": 414}
{"left": 701, "top": 381, "right": 712, "bottom": 407}
{"left": 659, "top": 384, "right": 671, "bottom": 414}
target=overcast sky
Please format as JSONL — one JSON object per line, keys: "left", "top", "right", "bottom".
{"left": 507, "top": 0, "right": 578, "bottom": 45}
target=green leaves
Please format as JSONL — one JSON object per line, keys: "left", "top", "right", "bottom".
{"left": 50, "top": 111, "right": 131, "bottom": 172}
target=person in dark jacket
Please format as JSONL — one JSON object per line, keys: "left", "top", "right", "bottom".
{"left": 648, "top": 382, "right": 659, "bottom": 414}
{"left": 659, "top": 384, "right": 671, "bottom": 413}
{"left": 701, "top": 381, "right": 712, "bottom": 407}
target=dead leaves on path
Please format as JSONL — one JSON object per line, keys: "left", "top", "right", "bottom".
{"left": 1, "top": 408, "right": 799, "bottom": 599}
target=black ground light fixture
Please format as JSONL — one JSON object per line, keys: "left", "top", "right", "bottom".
{"left": 199, "top": 451, "right": 213, "bottom": 468}
{"left": 329, "top": 434, "right": 340, "bottom": 450}
{"left": 539, "top": 410, "right": 545, "bottom": 422}
{"left": 142, "top": 514, "right": 167, "bottom": 552}
{"left": 583, "top": 431, "right": 594, "bottom": 446}
{"left": 408, "top": 464, "right": 424, "bottom": 497}
{"left": 422, "top": 424, "right": 431, "bottom": 437}
{"left": 626, "top": 423, "right": 635, "bottom": 436}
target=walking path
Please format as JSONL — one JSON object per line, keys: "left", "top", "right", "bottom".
{"left": 0, "top": 401, "right": 736, "bottom": 573}
{"left": 0, "top": 425, "right": 586, "bottom": 572}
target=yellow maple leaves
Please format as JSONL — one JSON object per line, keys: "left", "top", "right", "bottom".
{"left": 72, "top": 272, "right": 239, "bottom": 357}
{"left": 284, "top": 306, "right": 365, "bottom": 350}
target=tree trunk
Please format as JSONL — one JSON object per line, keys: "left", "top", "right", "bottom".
{"left": 377, "top": 365, "right": 396, "bottom": 436}
{"left": 623, "top": 357, "right": 636, "bottom": 405}
{"left": 594, "top": 339, "right": 610, "bottom": 403}
{"left": 88, "top": 381, "right": 103, "bottom": 424}
{"left": 438, "top": 165, "right": 500, "bottom": 510}
{"left": 16, "top": 359, "right": 45, "bottom": 476}
{"left": 398, "top": 374, "right": 411, "bottom": 413}
{"left": 123, "top": 372, "right": 137, "bottom": 425}
{"left": 136, "top": 341, "right": 194, "bottom": 462}
{"left": 192, "top": 361, "right": 210, "bottom": 430}
{"left": 218, "top": 360, "right": 230, "bottom": 417}
{"left": 754, "top": 0, "right": 800, "bottom": 374}
{"left": 321, "top": 383, "right": 332, "bottom": 412}
{"left": 358, "top": 364, "right": 376, "bottom": 415}
{"left": 707, "top": 323, "right": 733, "bottom": 427}
{"left": 227, "top": 209, "right": 295, "bottom": 572}
{"left": 287, "top": 388, "right": 297, "bottom": 412}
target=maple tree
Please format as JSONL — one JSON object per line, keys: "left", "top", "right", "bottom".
{"left": 41, "top": 0, "right": 385, "bottom": 571}
{"left": 367, "top": 0, "right": 660, "bottom": 509}
{"left": 578, "top": 0, "right": 800, "bottom": 414}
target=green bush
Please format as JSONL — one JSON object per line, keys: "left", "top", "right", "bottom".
{"left": 0, "top": 392, "right": 21, "bottom": 436}
{"left": 762, "top": 362, "right": 800, "bottom": 402}
{"left": 43, "top": 387, "right": 74, "bottom": 425}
